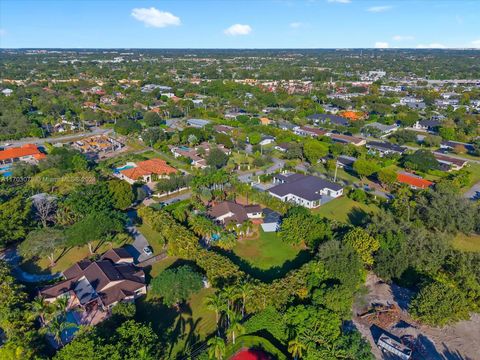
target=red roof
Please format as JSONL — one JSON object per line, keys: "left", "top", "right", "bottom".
{"left": 397, "top": 173, "right": 433, "bottom": 189}
{"left": 120, "top": 158, "right": 177, "bottom": 180}
{"left": 230, "top": 349, "right": 270, "bottom": 360}
{"left": 0, "top": 144, "right": 45, "bottom": 162}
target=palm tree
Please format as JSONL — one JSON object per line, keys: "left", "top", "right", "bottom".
{"left": 226, "top": 311, "right": 244, "bottom": 345}
{"left": 288, "top": 337, "right": 307, "bottom": 360}
{"left": 205, "top": 293, "right": 224, "bottom": 334}
{"left": 221, "top": 286, "right": 238, "bottom": 313}
{"left": 48, "top": 316, "right": 75, "bottom": 348}
{"left": 207, "top": 336, "right": 226, "bottom": 360}
{"left": 30, "top": 296, "right": 50, "bottom": 325}
{"left": 55, "top": 295, "right": 70, "bottom": 316}
{"left": 237, "top": 281, "right": 252, "bottom": 318}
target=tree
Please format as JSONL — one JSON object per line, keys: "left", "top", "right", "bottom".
{"left": 0, "top": 196, "right": 32, "bottom": 247}
{"left": 32, "top": 194, "right": 57, "bottom": 228}
{"left": 402, "top": 150, "right": 440, "bottom": 172}
{"left": 279, "top": 208, "right": 332, "bottom": 248}
{"left": 288, "top": 337, "right": 307, "bottom": 360}
{"left": 410, "top": 280, "right": 470, "bottom": 326}
{"left": 29, "top": 296, "right": 51, "bottom": 325}
{"left": 226, "top": 310, "right": 244, "bottom": 345}
{"left": 238, "top": 281, "right": 253, "bottom": 318}
{"left": 205, "top": 292, "right": 225, "bottom": 333}
{"left": 48, "top": 316, "right": 75, "bottom": 348}
{"left": 19, "top": 228, "right": 66, "bottom": 267}
{"left": 376, "top": 167, "right": 397, "bottom": 189}
{"left": 143, "top": 111, "right": 163, "bottom": 127}
{"left": 353, "top": 159, "right": 380, "bottom": 180}
{"left": 303, "top": 140, "right": 329, "bottom": 164}
{"left": 343, "top": 228, "right": 380, "bottom": 267}
{"left": 207, "top": 336, "right": 226, "bottom": 360}
{"left": 108, "top": 180, "right": 134, "bottom": 210}
{"left": 207, "top": 148, "right": 229, "bottom": 169}
{"left": 150, "top": 266, "right": 203, "bottom": 306}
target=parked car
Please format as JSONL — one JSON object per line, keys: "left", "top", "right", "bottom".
{"left": 143, "top": 246, "right": 153, "bottom": 257}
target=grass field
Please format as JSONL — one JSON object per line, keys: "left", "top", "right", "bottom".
{"left": 232, "top": 229, "right": 303, "bottom": 270}
{"left": 312, "top": 196, "right": 379, "bottom": 224}
{"left": 452, "top": 233, "right": 480, "bottom": 252}
{"left": 20, "top": 240, "right": 115, "bottom": 274}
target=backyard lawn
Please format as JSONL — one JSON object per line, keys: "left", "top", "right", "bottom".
{"left": 20, "top": 240, "right": 117, "bottom": 275}
{"left": 232, "top": 229, "right": 303, "bottom": 270}
{"left": 312, "top": 196, "right": 379, "bottom": 224}
{"left": 452, "top": 233, "right": 480, "bottom": 252}
{"left": 138, "top": 223, "right": 165, "bottom": 254}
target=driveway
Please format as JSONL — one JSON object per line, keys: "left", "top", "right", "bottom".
{"left": 464, "top": 181, "right": 480, "bottom": 200}
{"left": 125, "top": 209, "right": 152, "bottom": 263}
{"left": 160, "top": 191, "right": 192, "bottom": 205}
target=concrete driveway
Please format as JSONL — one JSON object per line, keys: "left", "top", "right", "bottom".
{"left": 464, "top": 181, "right": 480, "bottom": 200}
{"left": 125, "top": 209, "right": 152, "bottom": 263}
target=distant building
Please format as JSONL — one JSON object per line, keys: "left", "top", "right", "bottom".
{"left": 363, "top": 122, "right": 399, "bottom": 137}
{"left": 0, "top": 144, "right": 46, "bottom": 165}
{"left": 187, "top": 118, "right": 211, "bottom": 128}
{"left": 397, "top": 172, "right": 433, "bottom": 190}
{"left": 269, "top": 173, "right": 343, "bottom": 209}
{"left": 433, "top": 152, "right": 468, "bottom": 171}
{"left": 326, "top": 133, "right": 366, "bottom": 147}
{"left": 307, "top": 113, "right": 350, "bottom": 127}
{"left": 294, "top": 126, "right": 327, "bottom": 138}
{"left": 366, "top": 141, "right": 406, "bottom": 156}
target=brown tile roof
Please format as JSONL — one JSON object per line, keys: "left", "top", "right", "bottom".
{"left": 102, "top": 248, "right": 134, "bottom": 264}
{"left": 208, "top": 201, "right": 251, "bottom": 225}
{"left": 120, "top": 158, "right": 177, "bottom": 180}
{"left": 0, "top": 144, "right": 46, "bottom": 162}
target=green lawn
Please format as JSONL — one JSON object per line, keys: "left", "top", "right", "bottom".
{"left": 312, "top": 196, "right": 379, "bottom": 225}
{"left": 20, "top": 240, "right": 120, "bottom": 275}
{"left": 463, "top": 163, "right": 480, "bottom": 192}
{"left": 452, "top": 233, "right": 480, "bottom": 252}
{"left": 138, "top": 223, "right": 165, "bottom": 254}
{"left": 232, "top": 229, "right": 303, "bottom": 270}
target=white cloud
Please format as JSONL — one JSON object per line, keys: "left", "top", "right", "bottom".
{"left": 0, "top": 29, "right": 6, "bottom": 37}
{"left": 327, "top": 0, "right": 351, "bottom": 3}
{"left": 131, "top": 7, "right": 181, "bottom": 28}
{"left": 367, "top": 5, "right": 393, "bottom": 13}
{"left": 393, "top": 35, "right": 414, "bottom": 41}
{"left": 289, "top": 22, "right": 303, "bottom": 28}
{"left": 416, "top": 43, "right": 446, "bottom": 48}
{"left": 224, "top": 24, "right": 252, "bottom": 36}
{"left": 375, "top": 42, "right": 389, "bottom": 48}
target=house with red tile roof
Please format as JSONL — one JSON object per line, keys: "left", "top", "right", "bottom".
{"left": 116, "top": 158, "right": 177, "bottom": 184}
{"left": 397, "top": 172, "right": 434, "bottom": 190}
{"left": 0, "top": 144, "right": 46, "bottom": 165}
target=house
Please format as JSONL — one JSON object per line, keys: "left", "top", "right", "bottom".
{"left": 260, "top": 117, "right": 272, "bottom": 125}
{"left": 39, "top": 248, "right": 146, "bottom": 322}
{"left": 397, "top": 172, "right": 433, "bottom": 190}
{"left": 336, "top": 155, "right": 357, "bottom": 169}
{"left": 277, "top": 121, "right": 297, "bottom": 131}
{"left": 269, "top": 173, "right": 343, "bottom": 209}
{"left": 275, "top": 143, "right": 290, "bottom": 152}
{"left": 440, "top": 140, "right": 475, "bottom": 153}
{"left": 187, "top": 118, "right": 210, "bottom": 128}
{"left": 208, "top": 201, "right": 262, "bottom": 226}
{"left": 326, "top": 133, "right": 366, "bottom": 147}
{"left": 259, "top": 136, "right": 275, "bottom": 146}
{"left": 433, "top": 152, "right": 468, "bottom": 171}
{"left": 366, "top": 141, "right": 406, "bottom": 156}
{"left": 116, "top": 158, "right": 177, "bottom": 184}
{"left": 214, "top": 125, "right": 234, "bottom": 134}
{"left": 307, "top": 113, "right": 350, "bottom": 127}
{"left": 294, "top": 126, "right": 327, "bottom": 138}
{"left": 0, "top": 144, "right": 46, "bottom": 165}
{"left": 1, "top": 88, "right": 13, "bottom": 96}
{"left": 412, "top": 119, "right": 441, "bottom": 132}
{"left": 363, "top": 122, "right": 399, "bottom": 137}
{"left": 261, "top": 208, "right": 282, "bottom": 233}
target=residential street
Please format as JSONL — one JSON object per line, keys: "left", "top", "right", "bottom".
{"left": 464, "top": 181, "right": 480, "bottom": 200}
{"left": 1, "top": 128, "right": 112, "bottom": 148}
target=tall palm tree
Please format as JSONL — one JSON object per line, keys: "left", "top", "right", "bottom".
{"left": 288, "top": 337, "right": 307, "bottom": 360}
{"left": 55, "top": 295, "right": 70, "bottom": 316}
{"left": 226, "top": 311, "right": 244, "bottom": 345}
{"left": 205, "top": 293, "right": 224, "bottom": 334}
{"left": 221, "top": 286, "right": 238, "bottom": 313}
{"left": 237, "top": 281, "right": 252, "bottom": 318}
{"left": 48, "top": 316, "right": 75, "bottom": 348}
{"left": 207, "top": 336, "right": 226, "bottom": 360}
{"left": 30, "top": 296, "right": 50, "bottom": 325}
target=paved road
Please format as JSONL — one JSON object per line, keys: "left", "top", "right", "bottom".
{"left": 159, "top": 191, "right": 192, "bottom": 205}
{"left": 237, "top": 158, "right": 285, "bottom": 184}
{"left": 1, "top": 128, "right": 112, "bottom": 148}
{"left": 464, "top": 181, "right": 480, "bottom": 200}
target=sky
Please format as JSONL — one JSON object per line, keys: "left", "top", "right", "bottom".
{"left": 0, "top": 0, "right": 479, "bottom": 49}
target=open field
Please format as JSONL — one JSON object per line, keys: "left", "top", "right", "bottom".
{"left": 232, "top": 229, "right": 303, "bottom": 270}
{"left": 312, "top": 196, "right": 379, "bottom": 224}
{"left": 452, "top": 233, "right": 480, "bottom": 252}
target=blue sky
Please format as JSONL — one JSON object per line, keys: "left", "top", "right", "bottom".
{"left": 0, "top": 0, "right": 479, "bottom": 48}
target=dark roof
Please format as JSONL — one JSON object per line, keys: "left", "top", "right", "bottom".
{"left": 433, "top": 152, "right": 468, "bottom": 167}
{"left": 244, "top": 205, "right": 262, "bottom": 214}
{"left": 307, "top": 113, "right": 349, "bottom": 126}
{"left": 337, "top": 155, "right": 357, "bottom": 167}
{"left": 274, "top": 173, "right": 305, "bottom": 183}
{"left": 262, "top": 208, "right": 281, "bottom": 224}
{"left": 208, "top": 201, "right": 248, "bottom": 224}
{"left": 269, "top": 174, "right": 342, "bottom": 201}
{"left": 102, "top": 248, "right": 133, "bottom": 264}
{"left": 367, "top": 141, "right": 406, "bottom": 153}
{"left": 419, "top": 119, "right": 441, "bottom": 128}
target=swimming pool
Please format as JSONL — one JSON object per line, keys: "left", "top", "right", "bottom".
{"left": 0, "top": 164, "right": 12, "bottom": 177}
{"left": 114, "top": 164, "right": 135, "bottom": 173}
{"left": 61, "top": 311, "right": 80, "bottom": 343}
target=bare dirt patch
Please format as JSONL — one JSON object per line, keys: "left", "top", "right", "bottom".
{"left": 353, "top": 273, "right": 480, "bottom": 360}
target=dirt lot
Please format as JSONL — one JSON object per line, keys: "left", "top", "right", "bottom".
{"left": 353, "top": 273, "right": 480, "bottom": 360}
